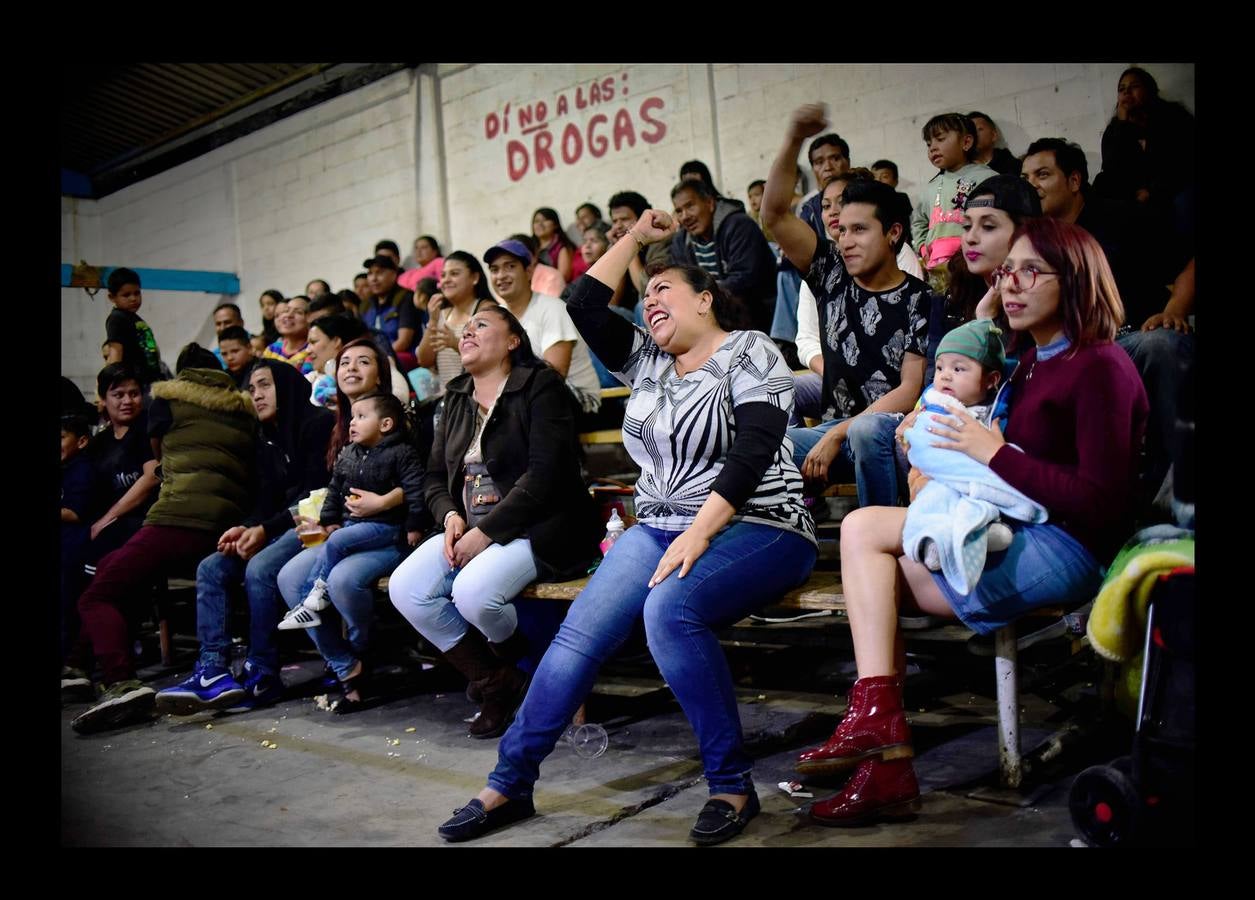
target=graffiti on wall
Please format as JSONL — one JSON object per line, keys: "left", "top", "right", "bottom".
{"left": 483, "top": 72, "right": 668, "bottom": 182}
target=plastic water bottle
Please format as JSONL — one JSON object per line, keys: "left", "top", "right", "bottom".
{"left": 600, "top": 509, "right": 625, "bottom": 556}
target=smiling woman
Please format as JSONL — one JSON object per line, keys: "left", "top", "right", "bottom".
{"left": 434, "top": 209, "right": 817, "bottom": 848}
{"left": 388, "top": 304, "right": 599, "bottom": 738}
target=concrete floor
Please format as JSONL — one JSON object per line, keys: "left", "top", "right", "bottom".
{"left": 61, "top": 659, "right": 1088, "bottom": 848}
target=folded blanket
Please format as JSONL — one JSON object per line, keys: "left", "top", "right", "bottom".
{"left": 902, "top": 388, "right": 1048, "bottom": 593}
{"left": 1087, "top": 532, "right": 1195, "bottom": 664}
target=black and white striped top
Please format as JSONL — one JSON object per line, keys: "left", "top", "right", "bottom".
{"left": 567, "top": 277, "right": 816, "bottom": 546}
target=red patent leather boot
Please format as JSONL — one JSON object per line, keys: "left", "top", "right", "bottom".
{"left": 796, "top": 675, "right": 912, "bottom": 776}
{"left": 808, "top": 756, "right": 921, "bottom": 827}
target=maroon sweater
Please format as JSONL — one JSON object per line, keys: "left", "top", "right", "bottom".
{"left": 989, "top": 342, "right": 1149, "bottom": 562}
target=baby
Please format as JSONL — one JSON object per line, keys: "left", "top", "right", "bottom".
{"left": 901, "top": 319, "right": 1047, "bottom": 594}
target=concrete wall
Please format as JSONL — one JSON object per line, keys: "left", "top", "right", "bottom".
{"left": 62, "top": 62, "right": 1194, "bottom": 396}
{"left": 61, "top": 69, "right": 422, "bottom": 394}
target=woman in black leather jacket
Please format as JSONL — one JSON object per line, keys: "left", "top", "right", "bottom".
{"left": 388, "top": 303, "right": 598, "bottom": 738}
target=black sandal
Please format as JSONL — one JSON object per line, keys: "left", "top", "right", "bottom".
{"left": 333, "top": 660, "right": 371, "bottom": 715}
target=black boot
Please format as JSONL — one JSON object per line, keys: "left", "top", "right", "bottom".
{"left": 443, "top": 630, "right": 527, "bottom": 738}
{"left": 442, "top": 629, "right": 498, "bottom": 695}
{"left": 489, "top": 629, "right": 530, "bottom": 665}
{"left": 469, "top": 664, "right": 529, "bottom": 739}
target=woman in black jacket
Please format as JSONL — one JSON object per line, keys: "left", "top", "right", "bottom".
{"left": 155, "top": 359, "right": 335, "bottom": 716}
{"left": 388, "top": 303, "right": 599, "bottom": 738}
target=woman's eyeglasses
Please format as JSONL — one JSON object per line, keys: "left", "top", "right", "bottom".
{"left": 993, "top": 264, "right": 1058, "bottom": 291}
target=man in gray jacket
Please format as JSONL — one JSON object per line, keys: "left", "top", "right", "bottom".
{"left": 667, "top": 179, "right": 777, "bottom": 333}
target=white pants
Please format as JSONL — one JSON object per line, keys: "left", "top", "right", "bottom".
{"left": 387, "top": 532, "right": 538, "bottom": 652}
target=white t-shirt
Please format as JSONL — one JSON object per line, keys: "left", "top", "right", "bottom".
{"left": 510, "top": 292, "right": 601, "bottom": 412}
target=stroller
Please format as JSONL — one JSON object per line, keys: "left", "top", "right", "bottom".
{"left": 1069, "top": 565, "right": 1195, "bottom": 846}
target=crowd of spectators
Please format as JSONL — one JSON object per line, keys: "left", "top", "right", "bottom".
{"left": 61, "top": 67, "right": 1193, "bottom": 845}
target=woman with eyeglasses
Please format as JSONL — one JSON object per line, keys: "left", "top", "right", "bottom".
{"left": 794, "top": 216, "right": 1148, "bottom": 828}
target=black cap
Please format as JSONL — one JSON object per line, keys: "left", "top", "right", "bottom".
{"left": 362, "top": 255, "right": 399, "bottom": 271}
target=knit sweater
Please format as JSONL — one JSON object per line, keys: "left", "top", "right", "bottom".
{"left": 988, "top": 342, "right": 1148, "bottom": 562}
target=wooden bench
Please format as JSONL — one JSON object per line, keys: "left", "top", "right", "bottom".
{"left": 506, "top": 573, "right": 1076, "bottom": 789}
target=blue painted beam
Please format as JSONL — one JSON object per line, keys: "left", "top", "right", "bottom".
{"left": 61, "top": 169, "right": 95, "bottom": 198}
{"left": 61, "top": 265, "right": 240, "bottom": 295}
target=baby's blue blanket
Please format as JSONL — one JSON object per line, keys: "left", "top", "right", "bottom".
{"left": 902, "top": 388, "right": 1048, "bottom": 594}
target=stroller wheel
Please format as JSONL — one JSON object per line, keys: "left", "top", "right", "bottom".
{"left": 1069, "top": 764, "right": 1140, "bottom": 847}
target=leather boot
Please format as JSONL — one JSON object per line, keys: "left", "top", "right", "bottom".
{"left": 443, "top": 629, "right": 499, "bottom": 701}
{"left": 468, "top": 664, "right": 529, "bottom": 739}
{"left": 489, "top": 629, "right": 530, "bottom": 665}
{"left": 808, "top": 757, "right": 921, "bottom": 827}
{"left": 796, "top": 675, "right": 912, "bottom": 776}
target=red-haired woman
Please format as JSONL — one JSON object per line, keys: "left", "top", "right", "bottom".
{"left": 796, "top": 218, "right": 1149, "bottom": 826}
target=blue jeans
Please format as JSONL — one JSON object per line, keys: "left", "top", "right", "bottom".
{"left": 770, "top": 267, "right": 803, "bottom": 342}
{"left": 196, "top": 528, "right": 303, "bottom": 674}
{"left": 276, "top": 540, "right": 403, "bottom": 679}
{"left": 788, "top": 372, "right": 824, "bottom": 426}
{"left": 299, "top": 520, "right": 398, "bottom": 602}
{"left": 786, "top": 412, "right": 904, "bottom": 507}
{"left": 933, "top": 521, "right": 1102, "bottom": 635}
{"left": 1117, "top": 327, "right": 1194, "bottom": 495}
{"left": 488, "top": 522, "right": 817, "bottom": 799}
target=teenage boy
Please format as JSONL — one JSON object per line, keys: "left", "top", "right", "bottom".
{"left": 966, "top": 111, "right": 1020, "bottom": 175}
{"left": 103, "top": 267, "right": 164, "bottom": 385}
{"left": 608, "top": 190, "right": 670, "bottom": 300}
{"left": 871, "top": 159, "right": 915, "bottom": 236}
{"left": 361, "top": 254, "right": 420, "bottom": 369}
{"left": 483, "top": 238, "right": 602, "bottom": 418}
{"left": 763, "top": 104, "right": 931, "bottom": 508}
{"left": 374, "top": 240, "right": 403, "bottom": 270}
{"left": 911, "top": 113, "right": 998, "bottom": 278}
{"left": 353, "top": 273, "right": 371, "bottom": 310}
{"left": 217, "top": 325, "right": 256, "bottom": 387}
{"left": 210, "top": 303, "right": 249, "bottom": 368}
{"left": 667, "top": 179, "right": 778, "bottom": 333}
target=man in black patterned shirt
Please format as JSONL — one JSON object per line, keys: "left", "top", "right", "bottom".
{"left": 763, "top": 104, "right": 932, "bottom": 507}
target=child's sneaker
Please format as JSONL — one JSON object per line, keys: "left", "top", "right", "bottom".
{"left": 71, "top": 679, "right": 155, "bottom": 734}
{"left": 155, "top": 664, "right": 246, "bottom": 716}
{"left": 278, "top": 605, "right": 322, "bottom": 630}
{"left": 302, "top": 578, "right": 331, "bottom": 611}
{"left": 226, "top": 660, "right": 284, "bottom": 712}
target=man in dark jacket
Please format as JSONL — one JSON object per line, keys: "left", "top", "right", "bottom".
{"left": 667, "top": 179, "right": 777, "bottom": 332}
{"left": 155, "top": 359, "right": 335, "bottom": 717}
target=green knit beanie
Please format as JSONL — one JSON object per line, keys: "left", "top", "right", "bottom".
{"left": 936, "top": 318, "right": 1005, "bottom": 372}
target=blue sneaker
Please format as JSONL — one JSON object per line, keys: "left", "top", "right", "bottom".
{"left": 226, "top": 661, "right": 284, "bottom": 712}
{"left": 155, "top": 664, "right": 245, "bottom": 716}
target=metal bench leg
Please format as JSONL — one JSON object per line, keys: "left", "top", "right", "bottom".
{"left": 994, "top": 624, "right": 1021, "bottom": 789}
